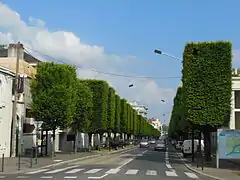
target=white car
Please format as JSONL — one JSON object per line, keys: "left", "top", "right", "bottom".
{"left": 175, "top": 141, "right": 183, "bottom": 150}
{"left": 139, "top": 140, "right": 149, "bottom": 148}
{"left": 182, "top": 139, "right": 204, "bottom": 157}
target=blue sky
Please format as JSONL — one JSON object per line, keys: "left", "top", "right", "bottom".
{"left": 1, "top": 0, "right": 240, "bottom": 123}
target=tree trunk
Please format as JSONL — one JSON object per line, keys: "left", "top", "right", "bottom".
{"left": 107, "top": 132, "right": 111, "bottom": 151}
{"left": 45, "top": 130, "right": 48, "bottom": 156}
{"left": 198, "top": 131, "right": 202, "bottom": 155}
{"left": 74, "top": 132, "right": 78, "bottom": 153}
{"left": 52, "top": 128, "right": 56, "bottom": 158}
{"left": 203, "top": 129, "right": 212, "bottom": 161}
{"left": 191, "top": 129, "right": 195, "bottom": 162}
{"left": 88, "top": 133, "right": 92, "bottom": 151}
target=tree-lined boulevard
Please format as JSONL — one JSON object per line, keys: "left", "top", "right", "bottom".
{"left": 31, "top": 62, "right": 160, "bottom": 153}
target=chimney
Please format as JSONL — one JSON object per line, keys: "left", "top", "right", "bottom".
{"left": 8, "top": 43, "right": 24, "bottom": 60}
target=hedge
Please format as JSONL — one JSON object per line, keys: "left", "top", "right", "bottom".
{"left": 120, "top": 99, "right": 128, "bottom": 134}
{"left": 107, "top": 87, "right": 116, "bottom": 133}
{"left": 114, "top": 94, "right": 121, "bottom": 134}
{"left": 182, "top": 41, "right": 232, "bottom": 128}
{"left": 84, "top": 80, "right": 109, "bottom": 133}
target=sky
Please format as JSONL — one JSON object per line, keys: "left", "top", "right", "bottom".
{"left": 0, "top": 0, "right": 240, "bottom": 124}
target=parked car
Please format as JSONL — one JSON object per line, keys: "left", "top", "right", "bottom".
{"left": 139, "top": 139, "right": 149, "bottom": 148}
{"left": 154, "top": 140, "right": 166, "bottom": 151}
{"left": 182, "top": 139, "right": 204, "bottom": 157}
{"left": 148, "top": 139, "right": 156, "bottom": 144}
{"left": 175, "top": 141, "right": 183, "bottom": 150}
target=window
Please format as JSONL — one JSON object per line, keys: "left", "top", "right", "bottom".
{"left": 234, "top": 91, "right": 240, "bottom": 109}
{"left": 235, "top": 112, "right": 240, "bottom": 129}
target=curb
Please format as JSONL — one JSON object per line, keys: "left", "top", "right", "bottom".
{"left": 0, "top": 154, "right": 101, "bottom": 175}
{"left": 175, "top": 152, "right": 225, "bottom": 180}
{"left": 0, "top": 146, "right": 137, "bottom": 175}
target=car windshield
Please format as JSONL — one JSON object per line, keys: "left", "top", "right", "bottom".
{"left": 141, "top": 139, "right": 148, "bottom": 142}
{"left": 156, "top": 140, "right": 165, "bottom": 144}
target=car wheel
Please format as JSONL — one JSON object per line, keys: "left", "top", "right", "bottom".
{"left": 183, "top": 153, "right": 187, "bottom": 158}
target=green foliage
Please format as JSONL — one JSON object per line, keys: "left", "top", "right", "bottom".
{"left": 120, "top": 99, "right": 127, "bottom": 133}
{"left": 84, "top": 80, "right": 109, "bottom": 133}
{"left": 182, "top": 41, "right": 232, "bottom": 128}
{"left": 73, "top": 79, "right": 93, "bottom": 133}
{"left": 31, "top": 62, "right": 77, "bottom": 130}
{"left": 168, "top": 86, "right": 189, "bottom": 138}
{"left": 126, "top": 103, "right": 131, "bottom": 134}
{"left": 107, "top": 87, "right": 116, "bottom": 132}
{"left": 132, "top": 110, "right": 138, "bottom": 135}
{"left": 114, "top": 94, "right": 121, "bottom": 133}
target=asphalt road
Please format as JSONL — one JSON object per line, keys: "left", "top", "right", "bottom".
{"left": 0, "top": 144, "right": 212, "bottom": 180}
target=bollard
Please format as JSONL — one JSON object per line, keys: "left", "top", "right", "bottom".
{"left": 29, "top": 156, "right": 33, "bottom": 168}
{"left": 201, "top": 152, "right": 204, "bottom": 171}
{"left": 1, "top": 154, "right": 4, "bottom": 172}
{"left": 18, "top": 153, "right": 20, "bottom": 171}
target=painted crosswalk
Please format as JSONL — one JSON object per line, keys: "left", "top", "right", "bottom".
{"left": 0, "top": 167, "right": 200, "bottom": 179}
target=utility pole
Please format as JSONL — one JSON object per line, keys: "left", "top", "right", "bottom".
{"left": 10, "top": 42, "right": 21, "bottom": 157}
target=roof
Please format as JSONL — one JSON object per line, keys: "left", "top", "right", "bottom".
{"left": 0, "top": 65, "right": 15, "bottom": 76}
{"left": 0, "top": 46, "right": 41, "bottom": 64}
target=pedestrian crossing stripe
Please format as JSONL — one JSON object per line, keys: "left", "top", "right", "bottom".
{"left": 22, "top": 168, "right": 199, "bottom": 178}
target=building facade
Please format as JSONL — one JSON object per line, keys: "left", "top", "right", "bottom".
{"left": 0, "top": 44, "right": 39, "bottom": 157}
{"left": 148, "top": 118, "right": 161, "bottom": 131}
{"left": 230, "top": 69, "right": 240, "bottom": 129}
{"left": 0, "top": 66, "right": 15, "bottom": 157}
{"left": 128, "top": 101, "right": 148, "bottom": 118}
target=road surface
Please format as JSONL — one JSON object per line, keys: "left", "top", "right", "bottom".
{"left": 0, "top": 144, "right": 212, "bottom": 179}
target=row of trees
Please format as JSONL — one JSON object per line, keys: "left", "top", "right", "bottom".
{"left": 31, "top": 62, "right": 160, "bottom": 150}
{"left": 168, "top": 41, "right": 232, "bottom": 160}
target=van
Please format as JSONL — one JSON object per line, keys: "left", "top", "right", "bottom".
{"left": 182, "top": 139, "right": 204, "bottom": 157}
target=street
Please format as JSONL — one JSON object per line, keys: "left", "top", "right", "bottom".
{"left": 0, "top": 145, "right": 212, "bottom": 180}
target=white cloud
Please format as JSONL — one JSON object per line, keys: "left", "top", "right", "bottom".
{"left": 233, "top": 50, "right": 240, "bottom": 67}
{"left": 0, "top": 2, "right": 176, "bottom": 120}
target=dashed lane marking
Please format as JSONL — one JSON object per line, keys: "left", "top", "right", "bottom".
{"left": 145, "top": 170, "right": 157, "bottom": 176}
{"left": 185, "top": 172, "right": 199, "bottom": 179}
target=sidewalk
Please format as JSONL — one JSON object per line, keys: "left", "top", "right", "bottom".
{"left": 0, "top": 145, "right": 137, "bottom": 174}
{"left": 176, "top": 151, "right": 240, "bottom": 180}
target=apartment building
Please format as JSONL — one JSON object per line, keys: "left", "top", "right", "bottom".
{"left": 128, "top": 101, "right": 148, "bottom": 118}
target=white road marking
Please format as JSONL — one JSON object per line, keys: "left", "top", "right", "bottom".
{"left": 16, "top": 176, "right": 29, "bottom": 179}
{"left": 88, "top": 174, "right": 108, "bottom": 179}
{"left": 166, "top": 164, "right": 172, "bottom": 169}
{"left": 26, "top": 169, "right": 50, "bottom": 174}
{"left": 40, "top": 176, "right": 53, "bottom": 179}
{"left": 185, "top": 172, "right": 199, "bottom": 179}
{"left": 105, "top": 168, "right": 121, "bottom": 174}
{"left": 0, "top": 176, "right": 5, "bottom": 179}
{"left": 166, "top": 171, "right": 178, "bottom": 177}
{"left": 125, "top": 169, "right": 139, "bottom": 175}
{"left": 85, "top": 168, "right": 102, "bottom": 174}
{"left": 64, "top": 176, "right": 78, "bottom": 179}
{"left": 65, "top": 168, "right": 84, "bottom": 173}
{"left": 146, "top": 170, "right": 157, "bottom": 176}
{"left": 45, "top": 165, "right": 79, "bottom": 174}
{"left": 53, "top": 159, "right": 62, "bottom": 162}
{"left": 143, "top": 150, "right": 148, "bottom": 154}
{"left": 117, "top": 158, "right": 134, "bottom": 169}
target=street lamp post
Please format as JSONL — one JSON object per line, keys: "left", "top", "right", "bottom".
{"left": 154, "top": 49, "right": 182, "bottom": 61}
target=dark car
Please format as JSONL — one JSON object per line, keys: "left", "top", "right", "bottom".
{"left": 154, "top": 140, "right": 166, "bottom": 151}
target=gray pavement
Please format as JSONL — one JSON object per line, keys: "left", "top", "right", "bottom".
{"left": 0, "top": 144, "right": 213, "bottom": 179}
